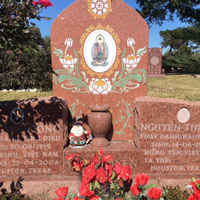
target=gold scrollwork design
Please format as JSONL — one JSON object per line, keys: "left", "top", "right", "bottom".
{"left": 79, "top": 23, "right": 121, "bottom": 78}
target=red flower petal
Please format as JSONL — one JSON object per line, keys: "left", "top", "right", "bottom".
{"left": 148, "top": 187, "right": 163, "bottom": 200}
{"left": 130, "top": 184, "right": 140, "bottom": 196}
{"left": 99, "top": 149, "right": 104, "bottom": 156}
{"left": 114, "top": 162, "right": 121, "bottom": 174}
{"left": 96, "top": 167, "right": 107, "bottom": 184}
{"left": 55, "top": 187, "right": 69, "bottom": 198}
{"left": 73, "top": 197, "right": 84, "bottom": 200}
{"left": 66, "top": 154, "right": 74, "bottom": 161}
{"left": 89, "top": 195, "right": 99, "bottom": 200}
{"left": 102, "top": 155, "right": 113, "bottom": 163}
{"left": 82, "top": 163, "right": 96, "bottom": 185}
{"left": 105, "top": 163, "right": 113, "bottom": 177}
{"left": 119, "top": 166, "right": 132, "bottom": 181}
{"left": 33, "top": 1, "right": 39, "bottom": 5}
{"left": 135, "top": 174, "right": 149, "bottom": 186}
{"left": 80, "top": 184, "right": 94, "bottom": 197}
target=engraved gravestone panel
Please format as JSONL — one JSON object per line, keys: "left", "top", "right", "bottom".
{"left": 51, "top": 0, "right": 149, "bottom": 141}
{"left": 0, "top": 97, "right": 68, "bottom": 179}
{"left": 148, "top": 48, "right": 162, "bottom": 76}
{"left": 134, "top": 96, "right": 200, "bottom": 177}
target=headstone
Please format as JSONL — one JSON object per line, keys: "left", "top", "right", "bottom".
{"left": 0, "top": 97, "right": 69, "bottom": 180}
{"left": 51, "top": 0, "right": 149, "bottom": 141}
{"left": 134, "top": 96, "right": 200, "bottom": 179}
{"left": 148, "top": 48, "right": 165, "bottom": 78}
{"left": 194, "top": 74, "right": 200, "bottom": 78}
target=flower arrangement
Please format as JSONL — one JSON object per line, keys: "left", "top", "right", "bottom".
{"left": 55, "top": 152, "right": 200, "bottom": 200}
{"left": 187, "top": 178, "right": 200, "bottom": 200}
{"left": 55, "top": 149, "right": 164, "bottom": 200}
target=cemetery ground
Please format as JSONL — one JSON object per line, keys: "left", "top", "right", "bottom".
{"left": 0, "top": 75, "right": 200, "bottom": 102}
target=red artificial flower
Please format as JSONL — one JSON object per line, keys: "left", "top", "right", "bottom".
{"left": 80, "top": 184, "right": 94, "bottom": 197}
{"left": 82, "top": 163, "right": 96, "bottom": 185}
{"left": 102, "top": 155, "right": 113, "bottom": 163}
{"left": 115, "top": 199, "right": 123, "bottom": 200}
{"left": 114, "top": 162, "right": 121, "bottom": 174}
{"left": 55, "top": 187, "right": 69, "bottom": 199}
{"left": 73, "top": 161, "right": 83, "bottom": 172}
{"left": 148, "top": 187, "right": 163, "bottom": 200}
{"left": 89, "top": 195, "right": 99, "bottom": 200}
{"left": 188, "top": 194, "right": 197, "bottom": 200}
{"left": 191, "top": 180, "right": 200, "bottom": 191}
{"left": 99, "top": 149, "right": 104, "bottom": 156}
{"left": 118, "top": 166, "right": 132, "bottom": 182}
{"left": 33, "top": 1, "right": 39, "bottom": 5}
{"left": 130, "top": 184, "right": 140, "bottom": 196}
{"left": 135, "top": 174, "right": 149, "bottom": 187}
{"left": 66, "top": 154, "right": 74, "bottom": 161}
{"left": 194, "top": 191, "right": 200, "bottom": 199}
{"left": 105, "top": 163, "right": 113, "bottom": 177}
{"left": 96, "top": 167, "right": 107, "bottom": 184}
{"left": 54, "top": 199, "right": 64, "bottom": 200}
{"left": 73, "top": 197, "right": 84, "bottom": 200}
{"left": 93, "top": 154, "right": 100, "bottom": 165}
{"left": 39, "top": 0, "right": 53, "bottom": 8}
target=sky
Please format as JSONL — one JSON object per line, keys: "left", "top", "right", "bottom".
{"left": 32, "top": 0, "right": 190, "bottom": 53}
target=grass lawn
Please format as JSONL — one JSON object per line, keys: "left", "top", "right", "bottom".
{"left": 0, "top": 91, "right": 53, "bottom": 101}
{"left": 148, "top": 74, "right": 200, "bottom": 102}
{"left": 0, "top": 75, "right": 200, "bottom": 102}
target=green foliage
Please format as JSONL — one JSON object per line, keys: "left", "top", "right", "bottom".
{"left": 0, "top": 0, "right": 47, "bottom": 51}
{"left": 162, "top": 185, "right": 189, "bottom": 200}
{"left": 160, "top": 25, "right": 200, "bottom": 73}
{"left": 0, "top": 29, "right": 52, "bottom": 90}
{"left": 136, "top": 0, "right": 200, "bottom": 25}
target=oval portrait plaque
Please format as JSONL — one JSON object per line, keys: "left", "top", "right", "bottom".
{"left": 150, "top": 56, "right": 160, "bottom": 66}
{"left": 83, "top": 29, "right": 117, "bottom": 73}
{"left": 10, "top": 107, "right": 24, "bottom": 124}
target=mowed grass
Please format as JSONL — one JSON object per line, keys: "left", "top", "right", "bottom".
{"left": 0, "top": 91, "right": 53, "bottom": 101}
{"left": 0, "top": 75, "right": 200, "bottom": 102}
{"left": 147, "top": 75, "right": 200, "bottom": 102}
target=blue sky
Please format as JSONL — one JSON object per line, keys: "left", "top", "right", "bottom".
{"left": 33, "top": 0, "right": 189, "bottom": 53}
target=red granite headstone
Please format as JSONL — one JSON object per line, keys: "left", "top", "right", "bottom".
{"left": 148, "top": 48, "right": 165, "bottom": 77}
{"left": 0, "top": 97, "right": 68, "bottom": 180}
{"left": 134, "top": 96, "right": 200, "bottom": 179}
{"left": 51, "top": 0, "right": 149, "bottom": 141}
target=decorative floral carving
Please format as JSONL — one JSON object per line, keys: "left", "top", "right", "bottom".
{"left": 89, "top": 78, "right": 111, "bottom": 94}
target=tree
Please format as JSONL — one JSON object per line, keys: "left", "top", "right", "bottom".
{"left": 0, "top": 28, "right": 52, "bottom": 90}
{"left": 0, "top": 0, "right": 52, "bottom": 51}
{"left": 136, "top": 0, "right": 200, "bottom": 25}
{"left": 0, "top": 0, "right": 53, "bottom": 90}
{"left": 160, "top": 26, "right": 200, "bottom": 73}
